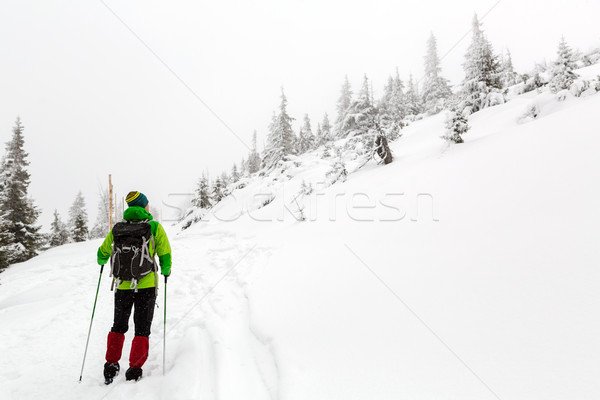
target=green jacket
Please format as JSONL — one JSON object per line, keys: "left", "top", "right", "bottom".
{"left": 97, "top": 206, "right": 172, "bottom": 290}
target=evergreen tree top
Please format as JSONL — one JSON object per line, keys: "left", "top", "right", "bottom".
{"left": 4, "top": 117, "right": 29, "bottom": 167}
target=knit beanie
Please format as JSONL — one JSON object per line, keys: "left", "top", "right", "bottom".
{"left": 125, "top": 191, "right": 149, "bottom": 208}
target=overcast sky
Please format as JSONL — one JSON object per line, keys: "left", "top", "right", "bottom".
{"left": 1, "top": 0, "right": 599, "bottom": 230}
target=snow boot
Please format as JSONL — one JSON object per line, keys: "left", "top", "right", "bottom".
{"left": 103, "top": 362, "right": 120, "bottom": 385}
{"left": 125, "top": 367, "right": 143, "bottom": 382}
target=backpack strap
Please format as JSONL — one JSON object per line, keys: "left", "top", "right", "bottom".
{"left": 109, "top": 249, "right": 118, "bottom": 291}
{"left": 130, "top": 278, "right": 139, "bottom": 293}
{"left": 150, "top": 233, "right": 159, "bottom": 296}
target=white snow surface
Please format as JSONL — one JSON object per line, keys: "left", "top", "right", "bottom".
{"left": 1, "top": 65, "right": 600, "bottom": 400}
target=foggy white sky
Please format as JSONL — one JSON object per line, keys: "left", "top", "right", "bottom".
{"left": 1, "top": 0, "right": 599, "bottom": 230}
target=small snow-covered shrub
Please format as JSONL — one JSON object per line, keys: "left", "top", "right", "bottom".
{"left": 322, "top": 143, "right": 333, "bottom": 158}
{"left": 461, "top": 105, "right": 474, "bottom": 116}
{"left": 509, "top": 82, "right": 526, "bottom": 96}
{"left": 580, "top": 87, "right": 598, "bottom": 98}
{"left": 569, "top": 80, "right": 590, "bottom": 97}
{"left": 522, "top": 72, "right": 545, "bottom": 94}
{"left": 518, "top": 102, "right": 540, "bottom": 124}
{"left": 442, "top": 110, "right": 469, "bottom": 144}
{"left": 299, "top": 180, "right": 313, "bottom": 196}
{"left": 485, "top": 92, "right": 505, "bottom": 107}
{"left": 326, "top": 157, "right": 348, "bottom": 185}
{"left": 582, "top": 50, "right": 600, "bottom": 66}
{"left": 260, "top": 195, "right": 275, "bottom": 208}
{"left": 555, "top": 89, "right": 571, "bottom": 102}
{"left": 404, "top": 114, "right": 423, "bottom": 123}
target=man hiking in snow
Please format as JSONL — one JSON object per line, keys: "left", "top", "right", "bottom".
{"left": 96, "top": 191, "right": 172, "bottom": 383}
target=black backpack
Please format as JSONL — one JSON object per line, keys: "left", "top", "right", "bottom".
{"left": 110, "top": 220, "right": 157, "bottom": 291}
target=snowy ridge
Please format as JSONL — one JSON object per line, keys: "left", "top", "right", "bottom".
{"left": 1, "top": 64, "right": 600, "bottom": 399}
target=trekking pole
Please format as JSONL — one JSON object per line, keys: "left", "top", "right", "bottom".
{"left": 79, "top": 264, "right": 104, "bottom": 382}
{"left": 163, "top": 275, "right": 168, "bottom": 376}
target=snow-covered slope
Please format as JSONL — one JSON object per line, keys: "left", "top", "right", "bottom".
{"left": 1, "top": 66, "right": 600, "bottom": 400}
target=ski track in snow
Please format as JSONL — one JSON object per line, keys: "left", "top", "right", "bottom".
{"left": 0, "top": 228, "right": 279, "bottom": 400}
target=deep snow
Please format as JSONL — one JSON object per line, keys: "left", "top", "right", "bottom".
{"left": 1, "top": 65, "right": 600, "bottom": 400}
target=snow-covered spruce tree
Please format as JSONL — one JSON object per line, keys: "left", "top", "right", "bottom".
{"left": 192, "top": 174, "right": 212, "bottom": 209}
{"left": 326, "top": 156, "right": 348, "bottom": 185}
{"left": 334, "top": 75, "right": 353, "bottom": 136}
{"left": 379, "top": 77, "right": 395, "bottom": 126}
{"left": 405, "top": 74, "right": 424, "bottom": 116}
{"left": 391, "top": 69, "right": 407, "bottom": 120}
{"left": 211, "top": 178, "right": 225, "bottom": 204}
{"left": 297, "top": 114, "right": 314, "bottom": 154}
{"left": 0, "top": 117, "right": 42, "bottom": 264}
{"left": 89, "top": 189, "right": 110, "bottom": 239}
{"left": 376, "top": 77, "right": 402, "bottom": 140}
{"left": 379, "top": 69, "right": 407, "bottom": 136}
{"left": 501, "top": 48, "right": 519, "bottom": 88}
{"left": 320, "top": 113, "right": 332, "bottom": 143}
{"left": 262, "top": 89, "right": 296, "bottom": 169}
{"left": 340, "top": 74, "right": 378, "bottom": 137}
{"left": 460, "top": 14, "right": 502, "bottom": 114}
{"left": 220, "top": 172, "right": 231, "bottom": 196}
{"left": 442, "top": 110, "right": 470, "bottom": 144}
{"left": 422, "top": 33, "right": 453, "bottom": 115}
{"left": 231, "top": 163, "right": 240, "bottom": 183}
{"left": 548, "top": 37, "right": 579, "bottom": 93}
{"left": 49, "top": 209, "right": 70, "bottom": 247}
{"left": 247, "top": 130, "right": 261, "bottom": 174}
{"left": 0, "top": 214, "right": 15, "bottom": 270}
{"left": 239, "top": 157, "right": 248, "bottom": 177}
{"left": 315, "top": 123, "right": 323, "bottom": 148}
{"left": 68, "top": 191, "right": 89, "bottom": 242}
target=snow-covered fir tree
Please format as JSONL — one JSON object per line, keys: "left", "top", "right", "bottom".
{"left": 247, "top": 130, "right": 261, "bottom": 174}
{"left": 315, "top": 123, "right": 323, "bottom": 148}
{"left": 500, "top": 48, "right": 519, "bottom": 87}
{"left": 422, "top": 33, "right": 453, "bottom": 114}
{"left": 0, "top": 213, "right": 14, "bottom": 270}
{"left": 405, "top": 74, "right": 424, "bottom": 116}
{"left": 326, "top": 156, "right": 348, "bottom": 185}
{"left": 297, "top": 114, "right": 315, "bottom": 154}
{"left": 378, "top": 74, "right": 404, "bottom": 139}
{"left": 334, "top": 75, "right": 353, "bottom": 136}
{"left": 89, "top": 189, "right": 110, "bottom": 239}
{"left": 220, "top": 172, "right": 231, "bottom": 196}
{"left": 231, "top": 163, "right": 240, "bottom": 183}
{"left": 49, "top": 209, "right": 70, "bottom": 247}
{"left": 212, "top": 178, "right": 225, "bottom": 203}
{"left": 262, "top": 89, "right": 296, "bottom": 169}
{"left": 68, "top": 191, "right": 88, "bottom": 242}
{"left": 340, "top": 74, "right": 377, "bottom": 137}
{"left": 460, "top": 14, "right": 502, "bottom": 113}
{"left": 442, "top": 110, "right": 470, "bottom": 144}
{"left": 379, "top": 76, "right": 395, "bottom": 124}
{"left": 320, "top": 113, "right": 332, "bottom": 143}
{"left": 192, "top": 174, "right": 212, "bottom": 209}
{"left": 0, "top": 117, "right": 42, "bottom": 264}
{"left": 381, "top": 69, "right": 407, "bottom": 133}
{"left": 239, "top": 157, "right": 248, "bottom": 177}
{"left": 548, "top": 37, "right": 579, "bottom": 93}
